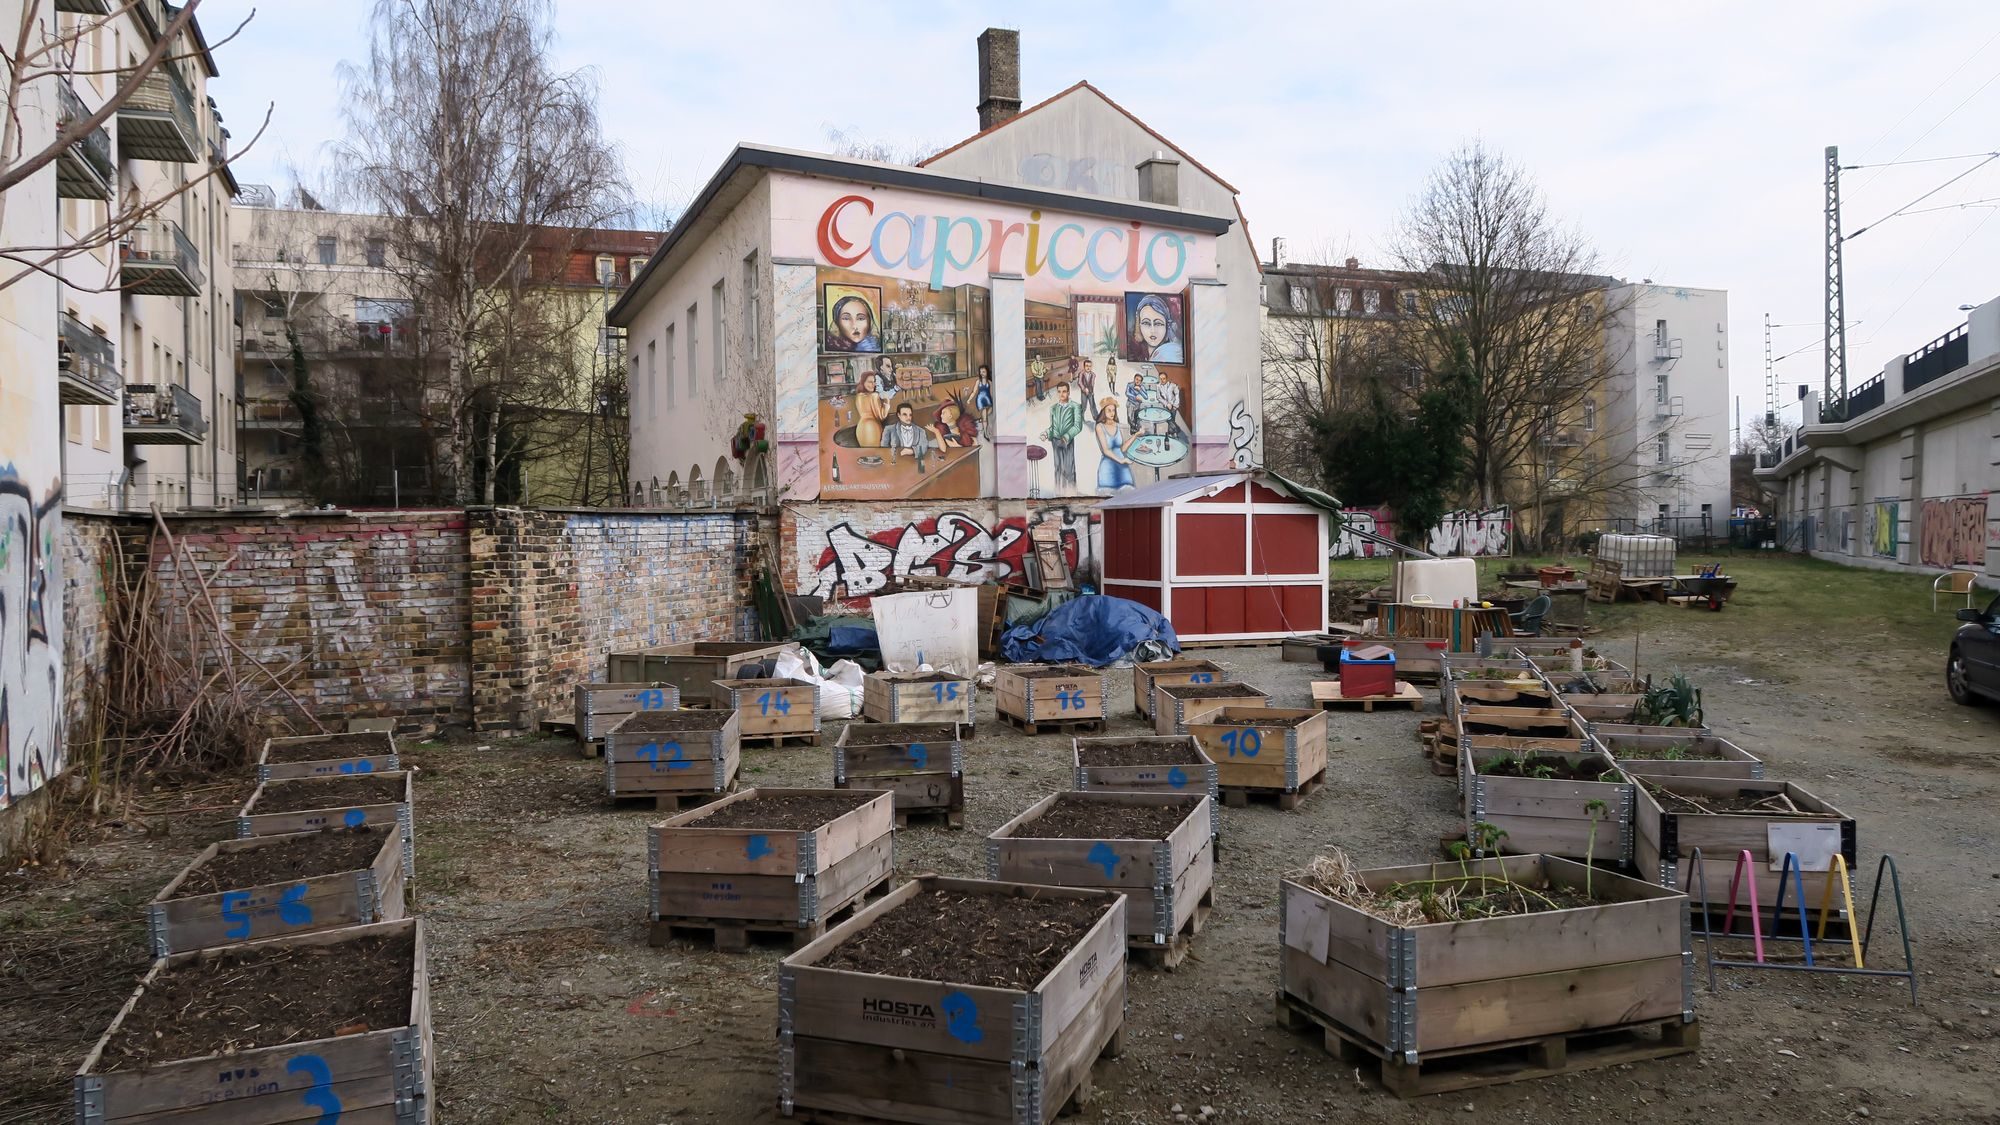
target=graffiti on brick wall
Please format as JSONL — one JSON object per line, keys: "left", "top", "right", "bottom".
{"left": 1330, "top": 506, "right": 1512, "bottom": 558}
{"left": 1, "top": 470, "right": 63, "bottom": 811}
{"left": 1919, "top": 496, "right": 1987, "bottom": 568}
{"left": 1870, "top": 499, "right": 1899, "bottom": 558}
{"left": 805, "top": 508, "right": 1091, "bottom": 600}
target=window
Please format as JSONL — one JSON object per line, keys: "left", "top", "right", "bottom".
{"left": 710, "top": 281, "right": 724, "bottom": 388}
{"left": 631, "top": 256, "right": 649, "bottom": 282}
{"left": 1401, "top": 290, "right": 1418, "bottom": 314}
{"left": 1654, "top": 318, "right": 1668, "bottom": 346}
{"left": 1655, "top": 374, "right": 1668, "bottom": 403}
{"left": 1655, "top": 436, "right": 1669, "bottom": 464}
{"left": 316, "top": 236, "right": 336, "bottom": 265}
{"left": 1657, "top": 503, "right": 1670, "bottom": 521}
{"left": 1287, "top": 284, "right": 1308, "bottom": 313}
{"left": 596, "top": 254, "right": 616, "bottom": 284}
{"left": 741, "top": 251, "right": 759, "bottom": 361}
{"left": 646, "top": 340, "right": 658, "bottom": 419}
{"left": 664, "top": 325, "right": 677, "bottom": 408}
{"left": 1334, "top": 287, "right": 1353, "bottom": 313}
{"left": 597, "top": 325, "right": 618, "bottom": 355}
{"left": 365, "top": 238, "right": 386, "bottom": 267}
{"left": 1583, "top": 401, "right": 1596, "bottom": 431}
{"left": 685, "top": 303, "right": 698, "bottom": 399}
{"left": 1362, "top": 289, "right": 1381, "bottom": 315}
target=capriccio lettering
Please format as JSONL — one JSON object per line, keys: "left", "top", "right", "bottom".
{"left": 815, "top": 195, "right": 1196, "bottom": 289}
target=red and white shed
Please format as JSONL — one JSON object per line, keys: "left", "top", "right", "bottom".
{"left": 1097, "top": 471, "right": 1333, "bottom": 643}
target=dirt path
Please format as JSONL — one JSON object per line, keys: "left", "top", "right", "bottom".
{"left": 4, "top": 559, "right": 1998, "bottom": 1123}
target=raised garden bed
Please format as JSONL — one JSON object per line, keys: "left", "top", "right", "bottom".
{"left": 1072, "top": 735, "right": 1219, "bottom": 817}
{"left": 146, "top": 826, "right": 405, "bottom": 957}
{"left": 1152, "top": 680, "right": 1269, "bottom": 735}
{"left": 1630, "top": 776, "right": 1854, "bottom": 910}
{"left": 573, "top": 681, "right": 678, "bottom": 749}
{"left": 1443, "top": 676, "right": 1555, "bottom": 716}
{"left": 1584, "top": 721, "right": 1714, "bottom": 740}
{"left": 1184, "top": 706, "right": 1328, "bottom": 809}
{"left": 834, "top": 721, "right": 965, "bottom": 829}
{"left": 1595, "top": 732, "right": 1764, "bottom": 780}
{"left": 1132, "top": 658, "right": 1225, "bottom": 718}
{"left": 650, "top": 788, "right": 894, "bottom": 951}
{"left": 1560, "top": 694, "right": 1647, "bottom": 723}
{"left": 988, "top": 792, "right": 1215, "bottom": 968}
{"left": 996, "top": 663, "right": 1110, "bottom": 733}
{"left": 1278, "top": 852, "right": 1695, "bottom": 1096}
{"left": 714, "top": 677, "right": 821, "bottom": 746}
{"left": 603, "top": 708, "right": 741, "bottom": 808}
{"left": 75, "top": 918, "right": 433, "bottom": 1123}
{"left": 1458, "top": 747, "right": 1632, "bottom": 863}
{"left": 237, "top": 772, "right": 414, "bottom": 877}
{"left": 607, "top": 641, "right": 794, "bottom": 707}
{"left": 779, "top": 875, "right": 1126, "bottom": 1123}
{"left": 862, "top": 670, "right": 977, "bottom": 727}
{"left": 256, "top": 731, "right": 399, "bottom": 782}
{"left": 1454, "top": 705, "right": 1583, "bottom": 740}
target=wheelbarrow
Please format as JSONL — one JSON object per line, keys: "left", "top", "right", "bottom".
{"left": 1668, "top": 568, "right": 1737, "bottom": 611}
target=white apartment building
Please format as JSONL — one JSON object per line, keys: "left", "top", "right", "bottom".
{"left": 1600, "top": 282, "right": 1733, "bottom": 532}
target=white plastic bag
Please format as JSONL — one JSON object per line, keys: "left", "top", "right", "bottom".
{"left": 777, "top": 649, "right": 864, "bottom": 719}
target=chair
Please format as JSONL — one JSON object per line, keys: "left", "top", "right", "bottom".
{"left": 1510, "top": 593, "right": 1553, "bottom": 636}
{"left": 1933, "top": 570, "right": 1978, "bottom": 612}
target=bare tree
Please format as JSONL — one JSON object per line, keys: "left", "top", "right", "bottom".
{"left": 823, "top": 124, "right": 940, "bottom": 166}
{"left": 334, "top": 0, "right": 627, "bottom": 504}
{"left": 0, "top": 0, "right": 266, "bottom": 292}
{"left": 1734, "top": 412, "right": 1791, "bottom": 457}
{"left": 1259, "top": 276, "right": 1405, "bottom": 488}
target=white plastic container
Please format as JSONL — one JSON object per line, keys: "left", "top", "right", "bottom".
{"left": 1396, "top": 557, "right": 1479, "bottom": 608}
{"left": 1597, "top": 534, "right": 1676, "bottom": 578}
{"left": 869, "top": 587, "right": 979, "bottom": 675}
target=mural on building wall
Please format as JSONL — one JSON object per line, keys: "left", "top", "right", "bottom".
{"left": 1919, "top": 495, "right": 1987, "bottom": 568}
{"left": 801, "top": 506, "right": 1094, "bottom": 601}
{"left": 1330, "top": 506, "right": 1513, "bottom": 559}
{"left": 1023, "top": 295, "right": 1193, "bottom": 499}
{"left": 1870, "top": 499, "right": 1899, "bottom": 559}
{"left": 1, "top": 469, "right": 63, "bottom": 812}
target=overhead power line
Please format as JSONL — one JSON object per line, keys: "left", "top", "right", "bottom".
{"left": 1855, "top": 28, "right": 2000, "bottom": 174}
{"left": 1847, "top": 154, "right": 1999, "bottom": 240}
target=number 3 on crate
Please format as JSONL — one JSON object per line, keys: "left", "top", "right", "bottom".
{"left": 1219, "top": 728, "right": 1261, "bottom": 758}
{"left": 638, "top": 740, "right": 688, "bottom": 770}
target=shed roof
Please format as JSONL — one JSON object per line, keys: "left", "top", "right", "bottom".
{"left": 1094, "top": 470, "right": 1341, "bottom": 512}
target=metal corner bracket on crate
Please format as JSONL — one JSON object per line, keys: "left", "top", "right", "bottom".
{"left": 1010, "top": 992, "right": 1047, "bottom": 1123}
{"left": 1151, "top": 839, "right": 1174, "bottom": 943}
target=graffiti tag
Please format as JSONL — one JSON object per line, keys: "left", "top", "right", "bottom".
{"left": 806, "top": 509, "right": 1087, "bottom": 601}
{"left": 1919, "top": 496, "right": 1986, "bottom": 569}
{"left": 1330, "top": 506, "right": 1513, "bottom": 559}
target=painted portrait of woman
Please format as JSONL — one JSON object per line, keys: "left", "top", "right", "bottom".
{"left": 823, "top": 285, "right": 883, "bottom": 353}
{"left": 852, "top": 370, "right": 890, "bottom": 447}
{"left": 1094, "top": 398, "right": 1135, "bottom": 492}
{"left": 1124, "top": 293, "right": 1185, "bottom": 364}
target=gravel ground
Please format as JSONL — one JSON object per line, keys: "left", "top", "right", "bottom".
{"left": 4, "top": 591, "right": 1999, "bottom": 1123}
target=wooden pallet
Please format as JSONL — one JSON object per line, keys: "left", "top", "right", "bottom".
{"left": 891, "top": 804, "right": 966, "bottom": 830}
{"left": 1220, "top": 768, "right": 1325, "bottom": 811}
{"left": 651, "top": 874, "right": 893, "bottom": 952}
{"left": 786, "top": 1027, "right": 1121, "bottom": 1123}
{"left": 1422, "top": 733, "right": 1460, "bottom": 776}
{"left": 1312, "top": 680, "right": 1424, "bottom": 712}
{"left": 741, "top": 730, "right": 822, "bottom": 749}
{"left": 1276, "top": 991, "right": 1698, "bottom": 1098}
{"left": 1130, "top": 884, "right": 1214, "bottom": 971}
{"left": 997, "top": 711, "right": 1106, "bottom": 736}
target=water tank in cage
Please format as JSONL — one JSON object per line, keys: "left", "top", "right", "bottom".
{"left": 1596, "top": 533, "right": 1676, "bottom": 578}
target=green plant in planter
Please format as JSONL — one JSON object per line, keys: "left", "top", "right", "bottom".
{"left": 1635, "top": 671, "right": 1704, "bottom": 727}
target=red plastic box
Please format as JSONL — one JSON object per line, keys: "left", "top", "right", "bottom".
{"left": 1339, "top": 647, "right": 1396, "bottom": 698}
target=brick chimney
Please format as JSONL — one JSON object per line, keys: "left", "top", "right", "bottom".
{"left": 1137, "top": 151, "right": 1181, "bottom": 206}
{"left": 977, "top": 28, "right": 1021, "bottom": 130}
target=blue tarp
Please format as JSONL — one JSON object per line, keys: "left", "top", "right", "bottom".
{"left": 999, "top": 595, "right": 1179, "bottom": 666}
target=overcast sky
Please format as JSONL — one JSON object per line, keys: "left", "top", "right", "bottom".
{"left": 200, "top": 0, "right": 1999, "bottom": 436}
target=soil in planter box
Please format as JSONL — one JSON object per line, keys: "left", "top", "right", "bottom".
{"left": 1293, "top": 851, "right": 1599, "bottom": 926}
{"left": 1015, "top": 665, "right": 1093, "bottom": 679}
{"left": 821, "top": 889, "right": 1105, "bottom": 990}
{"left": 1164, "top": 683, "right": 1263, "bottom": 700}
{"left": 1075, "top": 741, "right": 1206, "bottom": 767}
{"left": 264, "top": 734, "right": 392, "bottom": 762}
{"left": 1019, "top": 793, "right": 1200, "bottom": 840}
{"left": 686, "top": 792, "right": 878, "bottom": 831}
{"left": 1475, "top": 755, "right": 1617, "bottom": 782}
{"left": 893, "top": 673, "right": 965, "bottom": 684}
{"left": 253, "top": 776, "right": 407, "bottom": 814}
{"left": 847, "top": 723, "right": 959, "bottom": 744}
{"left": 1624, "top": 744, "right": 1728, "bottom": 761}
{"left": 1643, "top": 782, "right": 1827, "bottom": 817}
{"left": 1202, "top": 712, "right": 1312, "bottom": 728}
{"left": 99, "top": 930, "right": 415, "bottom": 1071}
{"left": 620, "top": 711, "right": 732, "bottom": 734}
{"left": 174, "top": 827, "right": 390, "bottom": 897}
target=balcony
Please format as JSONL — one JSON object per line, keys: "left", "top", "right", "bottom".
{"left": 120, "top": 219, "right": 203, "bottom": 296}
{"left": 238, "top": 399, "right": 299, "bottom": 429}
{"left": 116, "top": 63, "right": 199, "bottom": 163}
{"left": 240, "top": 315, "right": 425, "bottom": 359}
{"left": 1540, "top": 426, "right": 1584, "bottom": 448}
{"left": 1902, "top": 322, "right": 1970, "bottom": 394}
{"left": 1653, "top": 338, "right": 1683, "bottom": 363}
{"left": 53, "top": 81, "right": 114, "bottom": 200}
{"left": 57, "top": 312, "right": 120, "bottom": 406}
{"left": 54, "top": 0, "right": 112, "bottom": 12}
{"left": 124, "top": 383, "right": 207, "bottom": 444}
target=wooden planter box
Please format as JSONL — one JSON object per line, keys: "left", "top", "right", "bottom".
{"left": 862, "top": 670, "right": 977, "bottom": 728}
{"left": 833, "top": 722, "right": 966, "bottom": 828}
{"left": 996, "top": 663, "right": 1110, "bottom": 733}
{"left": 604, "top": 709, "right": 742, "bottom": 807}
{"left": 1153, "top": 680, "right": 1270, "bottom": 735}
{"left": 607, "top": 641, "right": 793, "bottom": 707}
{"left": 649, "top": 788, "right": 895, "bottom": 950}
{"left": 1595, "top": 733, "right": 1764, "bottom": 780}
{"left": 1585, "top": 721, "right": 1713, "bottom": 740}
{"left": 237, "top": 772, "right": 414, "bottom": 878}
{"left": 75, "top": 917, "right": 433, "bottom": 1124}
{"left": 255, "top": 731, "right": 398, "bottom": 781}
{"left": 1186, "top": 706, "right": 1328, "bottom": 807}
{"left": 714, "top": 677, "right": 821, "bottom": 746}
{"left": 1458, "top": 746, "right": 1632, "bottom": 863}
{"left": 1132, "top": 658, "right": 1225, "bottom": 718}
{"left": 1562, "top": 694, "right": 1647, "bottom": 723}
{"left": 573, "top": 681, "right": 678, "bottom": 747}
{"left": 1454, "top": 705, "right": 1583, "bottom": 740}
{"left": 1278, "top": 855, "right": 1693, "bottom": 1095}
{"left": 779, "top": 875, "right": 1127, "bottom": 1124}
{"left": 1072, "top": 734, "right": 1219, "bottom": 818}
{"left": 1442, "top": 676, "right": 1555, "bottom": 717}
{"left": 1630, "top": 777, "right": 1854, "bottom": 909}
{"left": 146, "top": 826, "right": 406, "bottom": 957}
{"left": 988, "top": 792, "right": 1215, "bottom": 966}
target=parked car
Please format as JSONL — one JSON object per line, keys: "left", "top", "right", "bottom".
{"left": 1947, "top": 594, "right": 2000, "bottom": 704}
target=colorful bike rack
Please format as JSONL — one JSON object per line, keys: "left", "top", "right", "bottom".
{"left": 1689, "top": 846, "right": 1918, "bottom": 1004}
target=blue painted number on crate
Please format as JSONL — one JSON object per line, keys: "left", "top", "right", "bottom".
{"left": 1219, "top": 728, "right": 1261, "bottom": 758}
{"left": 757, "top": 691, "right": 791, "bottom": 716}
{"left": 1190, "top": 672, "right": 1213, "bottom": 684}
{"left": 931, "top": 681, "right": 959, "bottom": 703}
{"left": 1167, "top": 766, "right": 1189, "bottom": 789}
{"left": 286, "top": 1053, "right": 341, "bottom": 1123}
{"left": 639, "top": 741, "right": 689, "bottom": 771}
{"left": 1087, "top": 842, "right": 1120, "bottom": 878}
{"left": 638, "top": 688, "right": 668, "bottom": 710}
{"left": 278, "top": 883, "right": 313, "bottom": 926}
{"left": 341, "top": 808, "right": 366, "bottom": 827}
{"left": 745, "top": 835, "right": 774, "bottom": 861}
{"left": 336, "top": 759, "right": 373, "bottom": 774}
{"left": 906, "top": 743, "right": 928, "bottom": 769}
{"left": 221, "top": 891, "right": 253, "bottom": 939}
{"left": 940, "top": 991, "right": 983, "bottom": 1044}
{"left": 1055, "top": 688, "right": 1084, "bottom": 711}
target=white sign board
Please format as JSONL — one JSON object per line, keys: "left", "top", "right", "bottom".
{"left": 870, "top": 588, "right": 979, "bottom": 675}
{"left": 1766, "top": 822, "right": 1842, "bottom": 873}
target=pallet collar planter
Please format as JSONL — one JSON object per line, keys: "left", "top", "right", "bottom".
{"left": 1130, "top": 658, "right": 1226, "bottom": 719}
{"left": 1071, "top": 734, "right": 1220, "bottom": 820}
{"left": 714, "top": 677, "right": 821, "bottom": 746}
{"left": 1152, "top": 680, "right": 1269, "bottom": 736}
{"left": 1593, "top": 732, "right": 1764, "bottom": 781}
{"left": 255, "top": 731, "right": 399, "bottom": 781}
{"left": 832, "top": 721, "right": 966, "bottom": 829}
{"left": 1185, "top": 706, "right": 1328, "bottom": 809}
{"left": 145, "top": 826, "right": 407, "bottom": 958}
{"left": 862, "top": 670, "right": 977, "bottom": 727}
{"left": 573, "top": 681, "right": 678, "bottom": 748}
{"left": 1457, "top": 746, "right": 1633, "bottom": 864}
{"left": 603, "top": 709, "right": 742, "bottom": 808}
{"left": 606, "top": 641, "right": 794, "bottom": 707}
{"left": 1629, "top": 776, "right": 1854, "bottom": 915}
{"left": 995, "top": 663, "right": 1110, "bottom": 732}
{"left": 236, "top": 772, "right": 415, "bottom": 878}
